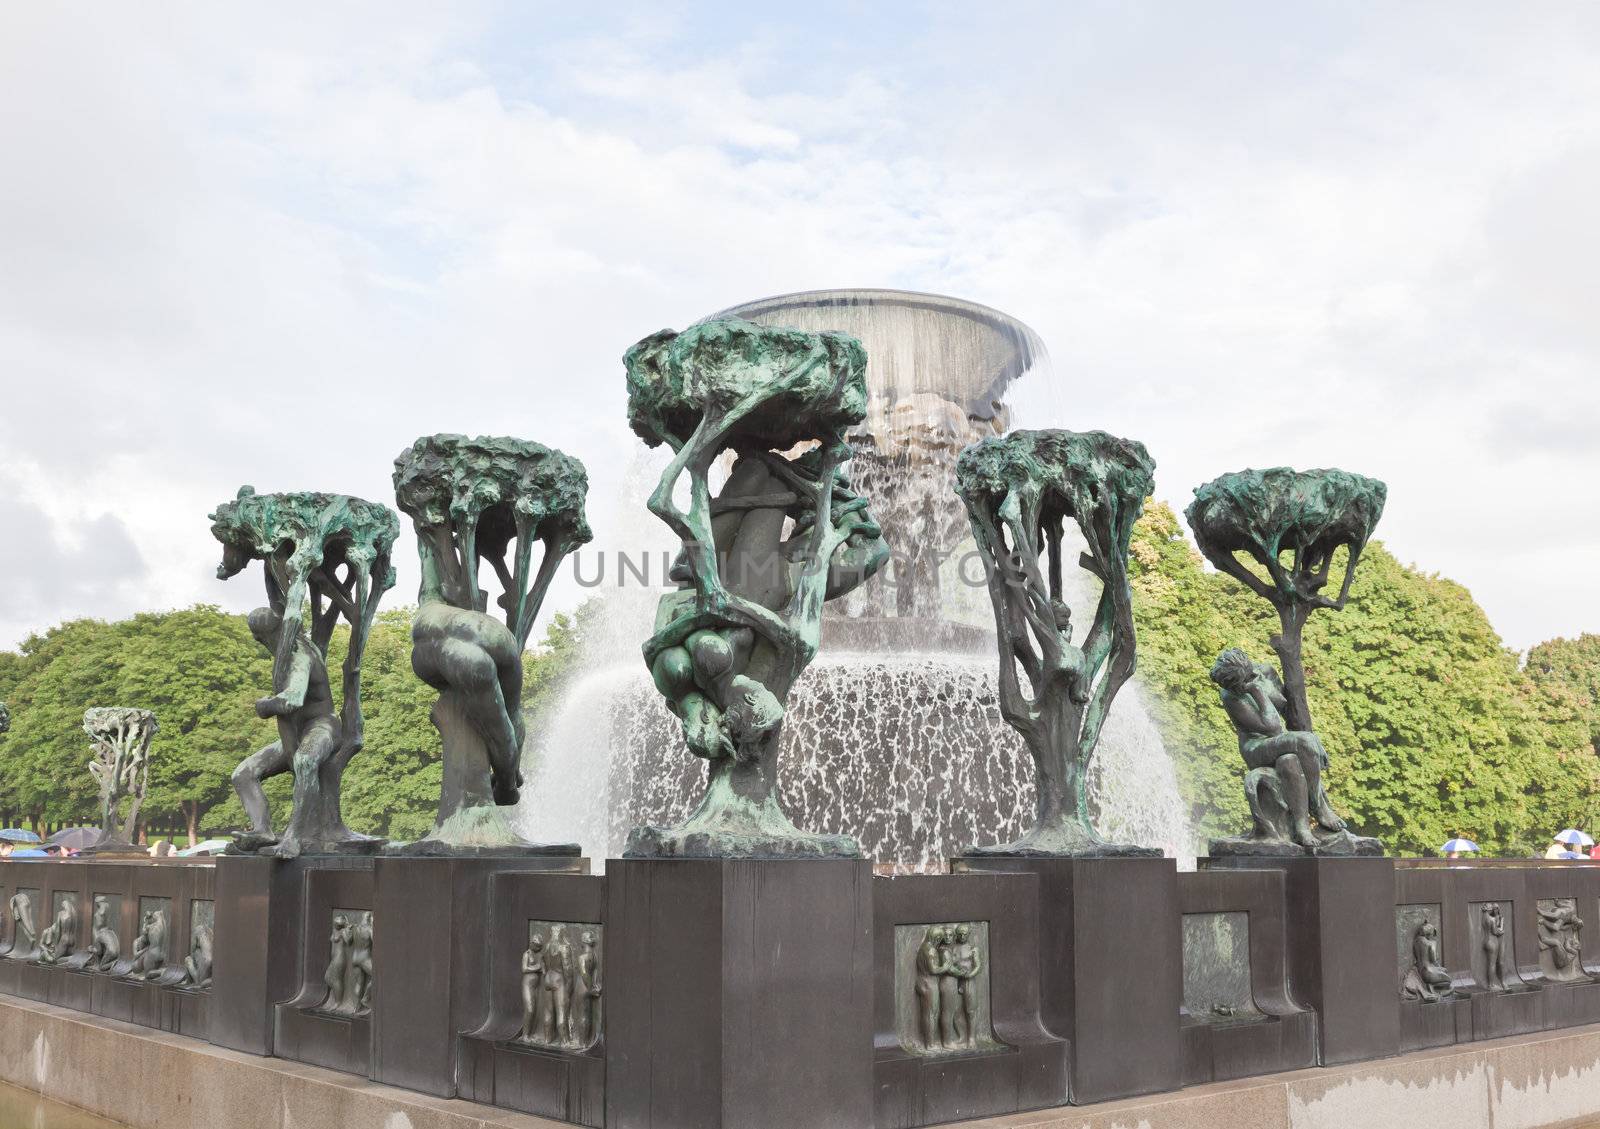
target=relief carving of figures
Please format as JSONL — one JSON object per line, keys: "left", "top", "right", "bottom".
{"left": 1538, "top": 899, "right": 1586, "bottom": 982}
{"left": 36, "top": 894, "right": 79, "bottom": 965}
{"left": 85, "top": 896, "right": 120, "bottom": 972}
{"left": 1400, "top": 921, "right": 1453, "bottom": 1002}
{"left": 211, "top": 488, "right": 398, "bottom": 857}
{"left": 8, "top": 892, "right": 39, "bottom": 962}
{"left": 83, "top": 707, "right": 158, "bottom": 853}
{"left": 1480, "top": 903, "right": 1516, "bottom": 992}
{"left": 518, "top": 922, "right": 602, "bottom": 1050}
{"left": 125, "top": 907, "right": 169, "bottom": 980}
{"left": 318, "top": 911, "right": 372, "bottom": 1017}
{"left": 909, "top": 922, "right": 987, "bottom": 1054}
{"left": 183, "top": 923, "right": 214, "bottom": 989}
{"left": 1187, "top": 468, "right": 1386, "bottom": 857}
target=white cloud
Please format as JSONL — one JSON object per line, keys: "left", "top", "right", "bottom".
{"left": 0, "top": 2, "right": 1597, "bottom": 650}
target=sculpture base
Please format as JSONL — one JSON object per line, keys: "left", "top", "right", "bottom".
{"left": 228, "top": 833, "right": 386, "bottom": 859}
{"left": 395, "top": 800, "right": 580, "bottom": 857}
{"left": 387, "top": 839, "right": 582, "bottom": 859}
{"left": 1208, "top": 830, "right": 1384, "bottom": 858}
{"left": 965, "top": 822, "right": 1161, "bottom": 859}
{"left": 606, "top": 858, "right": 874, "bottom": 1128}
{"left": 952, "top": 855, "right": 1182, "bottom": 1104}
{"left": 624, "top": 823, "right": 861, "bottom": 859}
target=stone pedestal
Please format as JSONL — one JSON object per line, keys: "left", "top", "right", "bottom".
{"left": 371, "top": 855, "right": 587, "bottom": 1098}
{"left": 871, "top": 871, "right": 1067, "bottom": 1128}
{"left": 1177, "top": 866, "right": 1317, "bottom": 1085}
{"left": 605, "top": 859, "right": 874, "bottom": 1129}
{"left": 954, "top": 856, "right": 1182, "bottom": 1104}
{"left": 458, "top": 868, "right": 608, "bottom": 1127}
{"left": 1207, "top": 855, "right": 1400, "bottom": 1065}
{"left": 210, "top": 855, "right": 361, "bottom": 1056}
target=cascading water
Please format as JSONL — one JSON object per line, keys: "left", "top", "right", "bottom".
{"left": 517, "top": 290, "right": 1197, "bottom": 868}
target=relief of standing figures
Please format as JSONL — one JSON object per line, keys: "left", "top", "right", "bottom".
{"left": 519, "top": 922, "right": 603, "bottom": 1050}
{"left": 913, "top": 923, "right": 986, "bottom": 1053}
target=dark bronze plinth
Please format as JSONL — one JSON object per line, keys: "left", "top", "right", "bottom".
{"left": 954, "top": 855, "right": 1183, "bottom": 1104}
{"left": 605, "top": 858, "right": 874, "bottom": 1129}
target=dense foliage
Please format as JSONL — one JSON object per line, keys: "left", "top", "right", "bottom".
{"left": 0, "top": 605, "right": 588, "bottom": 844}
{"left": 0, "top": 511, "right": 1595, "bottom": 857}
{"left": 1130, "top": 503, "right": 1600, "bottom": 856}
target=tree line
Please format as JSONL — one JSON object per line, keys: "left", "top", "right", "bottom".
{"left": 0, "top": 507, "right": 1596, "bottom": 856}
{"left": 0, "top": 606, "right": 586, "bottom": 844}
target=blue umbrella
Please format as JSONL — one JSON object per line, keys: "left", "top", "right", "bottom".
{"left": 6, "top": 848, "right": 47, "bottom": 858}
{"left": 1440, "top": 838, "right": 1479, "bottom": 854}
{"left": 1554, "top": 829, "right": 1593, "bottom": 847}
{"left": 0, "top": 828, "right": 41, "bottom": 843}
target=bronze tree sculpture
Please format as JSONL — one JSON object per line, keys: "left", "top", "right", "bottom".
{"left": 624, "top": 317, "right": 889, "bottom": 858}
{"left": 393, "top": 434, "right": 591, "bottom": 853}
{"left": 211, "top": 487, "right": 398, "bottom": 856}
{"left": 83, "top": 706, "right": 158, "bottom": 854}
{"left": 955, "top": 429, "right": 1158, "bottom": 857}
{"left": 1186, "top": 467, "right": 1385, "bottom": 856}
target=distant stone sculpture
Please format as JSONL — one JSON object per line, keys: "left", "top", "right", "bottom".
{"left": 906, "top": 922, "right": 989, "bottom": 1054}
{"left": 183, "top": 922, "right": 214, "bottom": 989}
{"left": 623, "top": 318, "right": 889, "bottom": 857}
{"left": 1480, "top": 902, "right": 1515, "bottom": 991}
{"left": 83, "top": 707, "right": 157, "bottom": 853}
{"left": 84, "top": 896, "right": 120, "bottom": 972}
{"left": 1400, "top": 921, "right": 1453, "bottom": 1002}
{"left": 36, "top": 894, "right": 79, "bottom": 965}
{"left": 211, "top": 487, "right": 398, "bottom": 857}
{"left": 1187, "top": 468, "right": 1387, "bottom": 857}
{"left": 955, "top": 429, "right": 1156, "bottom": 856}
{"left": 392, "top": 435, "right": 592, "bottom": 853}
{"left": 126, "top": 906, "right": 168, "bottom": 980}
{"left": 1537, "top": 899, "right": 1586, "bottom": 982}
{"left": 318, "top": 910, "right": 372, "bottom": 1017}
{"left": 7, "top": 892, "right": 37, "bottom": 962}
{"left": 517, "top": 922, "right": 603, "bottom": 1050}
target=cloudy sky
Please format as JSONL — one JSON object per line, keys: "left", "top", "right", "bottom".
{"left": 2, "top": 2, "right": 1597, "bottom": 652}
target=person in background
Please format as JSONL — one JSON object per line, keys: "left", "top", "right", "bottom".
{"left": 148, "top": 839, "right": 174, "bottom": 859}
{"left": 0, "top": 841, "right": 11, "bottom": 860}
{"left": 1545, "top": 836, "right": 1571, "bottom": 860}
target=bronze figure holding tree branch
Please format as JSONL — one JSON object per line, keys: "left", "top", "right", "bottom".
{"left": 392, "top": 434, "right": 591, "bottom": 854}
{"left": 1186, "top": 466, "right": 1386, "bottom": 856}
{"left": 623, "top": 317, "right": 889, "bottom": 858}
{"left": 210, "top": 487, "right": 398, "bottom": 857}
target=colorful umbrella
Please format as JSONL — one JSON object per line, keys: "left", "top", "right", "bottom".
{"left": 1440, "top": 838, "right": 1480, "bottom": 854}
{"left": 0, "top": 828, "right": 41, "bottom": 843}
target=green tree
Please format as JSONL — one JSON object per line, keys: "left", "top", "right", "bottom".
{"left": 1526, "top": 634, "right": 1600, "bottom": 755}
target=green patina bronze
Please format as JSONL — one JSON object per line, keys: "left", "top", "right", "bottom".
{"left": 1186, "top": 466, "right": 1386, "bottom": 856}
{"left": 393, "top": 434, "right": 591, "bottom": 854}
{"left": 210, "top": 487, "right": 399, "bottom": 857}
{"left": 624, "top": 317, "right": 889, "bottom": 858}
{"left": 956, "top": 429, "right": 1158, "bottom": 857}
